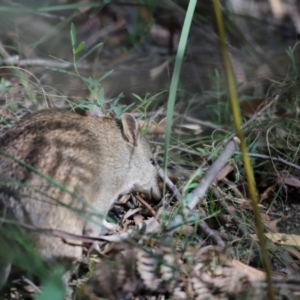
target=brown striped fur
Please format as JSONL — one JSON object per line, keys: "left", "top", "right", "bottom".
{"left": 0, "top": 109, "right": 160, "bottom": 264}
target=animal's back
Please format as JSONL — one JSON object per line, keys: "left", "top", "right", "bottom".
{"left": 0, "top": 109, "right": 113, "bottom": 260}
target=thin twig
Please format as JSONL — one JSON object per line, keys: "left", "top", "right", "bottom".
{"left": 173, "top": 112, "right": 230, "bottom": 132}
{"left": 236, "top": 152, "right": 300, "bottom": 171}
{"left": 135, "top": 194, "right": 156, "bottom": 217}
{"left": 21, "top": 277, "right": 42, "bottom": 294}
{"left": 158, "top": 167, "right": 183, "bottom": 203}
{"left": 198, "top": 220, "right": 226, "bottom": 248}
{"left": 0, "top": 56, "right": 91, "bottom": 70}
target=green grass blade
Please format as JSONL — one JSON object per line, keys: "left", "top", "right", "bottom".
{"left": 163, "top": 0, "right": 197, "bottom": 182}
{"left": 37, "top": 2, "right": 107, "bottom": 12}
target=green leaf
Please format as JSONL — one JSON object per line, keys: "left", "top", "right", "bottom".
{"left": 70, "top": 23, "right": 76, "bottom": 50}
{"left": 196, "top": 147, "right": 208, "bottom": 155}
{"left": 96, "top": 69, "right": 114, "bottom": 83}
{"left": 185, "top": 183, "right": 198, "bottom": 190}
{"left": 132, "top": 93, "right": 144, "bottom": 102}
{"left": 48, "top": 55, "right": 71, "bottom": 64}
{"left": 81, "top": 76, "right": 97, "bottom": 86}
{"left": 75, "top": 41, "right": 85, "bottom": 54}
{"left": 99, "top": 87, "right": 105, "bottom": 101}
{"left": 76, "top": 42, "right": 103, "bottom": 64}
{"left": 45, "top": 67, "right": 79, "bottom": 78}
{"left": 115, "top": 102, "right": 134, "bottom": 118}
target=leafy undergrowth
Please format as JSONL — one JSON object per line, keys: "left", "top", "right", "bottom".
{"left": 2, "top": 74, "right": 300, "bottom": 299}
{"left": 1, "top": 1, "right": 300, "bottom": 299}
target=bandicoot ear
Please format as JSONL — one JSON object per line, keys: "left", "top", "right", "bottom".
{"left": 121, "top": 113, "right": 138, "bottom": 147}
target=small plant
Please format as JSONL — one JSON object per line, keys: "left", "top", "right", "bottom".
{"left": 47, "top": 23, "right": 135, "bottom": 118}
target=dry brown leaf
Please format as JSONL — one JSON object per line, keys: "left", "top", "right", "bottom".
{"left": 138, "top": 120, "right": 165, "bottom": 134}
{"left": 251, "top": 233, "right": 300, "bottom": 247}
{"left": 217, "top": 163, "right": 234, "bottom": 181}
{"left": 227, "top": 205, "right": 237, "bottom": 212}
{"left": 123, "top": 208, "right": 142, "bottom": 222}
{"left": 179, "top": 123, "right": 202, "bottom": 135}
{"left": 260, "top": 212, "right": 270, "bottom": 222}
{"left": 133, "top": 215, "right": 144, "bottom": 225}
{"left": 232, "top": 198, "right": 264, "bottom": 209}
{"left": 218, "top": 213, "right": 234, "bottom": 224}
{"left": 280, "top": 176, "right": 300, "bottom": 188}
{"left": 157, "top": 117, "right": 166, "bottom": 129}
{"left": 150, "top": 59, "right": 171, "bottom": 80}
{"left": 135, "top": 194, "right": 156, "bottom": 217}
{"left": 118, "top": 193, "right": 131, "bottom": 204}
{"left": 231, "top": 259, "right": 266, "bottom": 281}
{"left": 150, "top": 24, "right": 174, "bottom": 41}
{"left": 178, "top": 225, "right": 195, "bottom": 235}
{"left": 259, "top": 184, "right": 276, "bottom": 201}
{"left": 103, "top": 220, "right": 121, "bottom": 232}
{"left": 240, "top": 98, "right": 266, "bottom": 116}
{"left": 230, "top": 54, "right": 247, "bottom": 83}
{"left": 0, "top": 109, "right": 13, "bottom": 118}
{"left": 264, "top": 218, "right": 281, "bottom": 232}
{"left": 269, "top": 0, "right": 285, "bottom": 19}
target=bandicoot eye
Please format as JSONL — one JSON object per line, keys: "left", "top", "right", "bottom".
{"left": 150, "top": 158, "right": 155, "bottom": 166}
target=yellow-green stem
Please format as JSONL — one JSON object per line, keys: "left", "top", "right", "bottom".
{"left": 212, "top": 1, "right": 274, "bottom": 299}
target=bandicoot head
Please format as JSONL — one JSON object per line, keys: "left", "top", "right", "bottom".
{"left": 118, "top": 113, "right": 161, "bottom": 201}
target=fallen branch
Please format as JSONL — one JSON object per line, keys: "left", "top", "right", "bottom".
{"left": 167, "top": 137, "right": 240, "bottom": 248}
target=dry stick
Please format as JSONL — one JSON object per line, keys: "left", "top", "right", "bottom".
{"left": 197, "top": 221, "right": 226, "bottom": 248}
{"left": 166, "top": 137, "right": 240, "bottom": 249}
{"left": 21, "top": 277, "right": 42, "bottom": 294}
{"left": 135, "top": 194, "right": 157, "bottom": 217}
{"left": 236, "top": 152, "right": 300, "bottom": 172}
{"left": 173, "top": 112, "right": 230, "bottom": 133}
{"left": 0, "top": 57, "right": 91, "bottom": 70}
{"left": 157, "top": 167, "right": 183, "bottom": 203}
